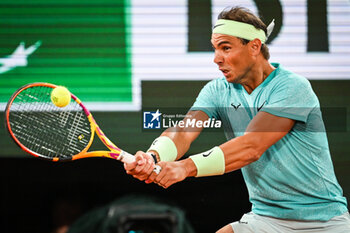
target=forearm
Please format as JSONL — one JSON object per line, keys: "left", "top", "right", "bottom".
{"left": 186, "top": 133, "right": 266, "bottom": 177}
{"left": 147, "top": 110, "right": 207, "bottom": 163}
{"left": 148, "top": 128, "right": 196, "bottom": 162}
{"left": 161, "top": 127, "right": 194, "bottom": 160}
{"left": 220, "top": 133, "right": 265, "bottom": 173}
{"left": 147, "top": 134, "right": 267, "bottom": 188}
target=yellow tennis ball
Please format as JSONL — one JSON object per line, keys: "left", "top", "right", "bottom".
{"left": 51, "top": 86, "right": 71, "bottom": 107}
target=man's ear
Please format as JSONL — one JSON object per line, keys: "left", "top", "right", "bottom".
{"left": 249, "top": 38, "right": 262, "bottom": 56}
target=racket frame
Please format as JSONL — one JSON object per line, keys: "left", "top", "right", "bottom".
{"left": 5, "top": 82, "right": 134, "bottom": 163}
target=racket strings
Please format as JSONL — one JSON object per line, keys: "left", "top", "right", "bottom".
{"left": 8, "top": 86, "right": 92, "bottom": 159}
{"left": 65, "top": 111, "right": 90, "bottom": 155}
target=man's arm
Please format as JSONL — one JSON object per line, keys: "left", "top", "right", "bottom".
{"left": 150, "top": 110, "right": 209, "bottom": 160}
{"left": 124, "top": 110, "right": 209, "bottom": 181}
{"left": 221, "top": 111, "right": 295, "bottom": 172}
{"left": 151, "top": 111, "right": 295, "bottom": 188}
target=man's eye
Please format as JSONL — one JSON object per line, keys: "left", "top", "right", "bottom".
{"left": 223, "top": 46, "right": 231, "bottom": 51}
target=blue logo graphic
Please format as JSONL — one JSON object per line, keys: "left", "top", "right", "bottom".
{"left": 143, "top": 109, "right": 162, "bottom": 129}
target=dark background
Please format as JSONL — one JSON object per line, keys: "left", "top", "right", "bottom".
{"left": 0, "top": 80, "right": 349, "bottom": 233}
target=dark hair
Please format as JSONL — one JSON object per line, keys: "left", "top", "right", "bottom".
{"left": 218, "top": 7, "right": 270, "bottom": 60}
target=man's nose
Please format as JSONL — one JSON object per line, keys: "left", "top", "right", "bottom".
{"left": 213, "top": 51, "right": 223, "bottom": 64}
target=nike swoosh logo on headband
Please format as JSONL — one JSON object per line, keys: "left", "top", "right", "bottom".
{"left": 213, "top": 23, "right": 224, "bottom": 29}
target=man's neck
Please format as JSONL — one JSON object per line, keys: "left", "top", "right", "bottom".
{"left": 241, "top": 61, "right": 275, "bottom": 94}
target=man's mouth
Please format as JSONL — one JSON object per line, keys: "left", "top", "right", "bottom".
{"left": 220, "top": 69, "right": 229, "bottom": 75}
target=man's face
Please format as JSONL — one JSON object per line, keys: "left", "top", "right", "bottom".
{"left": 211, "top": 33, "right": 253, "bottom": 83}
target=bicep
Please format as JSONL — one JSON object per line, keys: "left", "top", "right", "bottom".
{"left": 245, "top": 111, "right": 295, "bottom": 153}
{"left": 220, "top": 112, "right": 295, "bottom": 172}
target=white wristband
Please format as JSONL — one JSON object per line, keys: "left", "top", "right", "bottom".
{"left": 147, "top": 136, "right": 177, "bottom": 162}
{"left": 189, "top": 146, "right": 225, "bottom": 177}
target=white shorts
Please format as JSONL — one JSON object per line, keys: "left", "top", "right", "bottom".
{"left": 231, "top": 212, "right": 350, "bottom": 233}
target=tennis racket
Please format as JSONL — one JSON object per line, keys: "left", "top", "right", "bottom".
{"left": 5, "top": 82, "right": 161, "bottom": 172}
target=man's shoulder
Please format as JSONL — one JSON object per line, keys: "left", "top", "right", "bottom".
{"left": 273, "top": 66, "right": 312, "bottom": 89}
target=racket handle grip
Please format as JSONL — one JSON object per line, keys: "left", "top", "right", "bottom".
{"left": 119, "top": 150, "right": 161, "bottom": 174}
{"left": 119, "top": 150, "right": 136, "bottom": 163}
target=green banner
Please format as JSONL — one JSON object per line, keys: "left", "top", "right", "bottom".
{"left": 0, "top": 0, "right": 132, "bottom": 105}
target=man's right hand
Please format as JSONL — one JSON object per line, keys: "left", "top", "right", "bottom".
{"left": 124, "top": 151, "right": 156, "bottom": 182}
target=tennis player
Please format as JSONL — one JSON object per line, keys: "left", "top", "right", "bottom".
{"left": 125, "top": 7, "right": 350, "bottom": 232}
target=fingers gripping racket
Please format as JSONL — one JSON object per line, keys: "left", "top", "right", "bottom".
{"left": 5, "top": 83, "right": 161, "bottom": 172}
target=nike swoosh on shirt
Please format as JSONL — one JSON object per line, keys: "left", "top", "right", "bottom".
{"left": 257, "top": 101, "right": 266, "bottom": 111}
